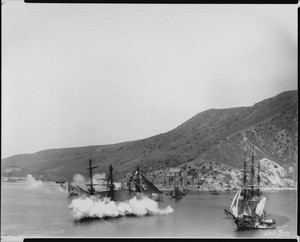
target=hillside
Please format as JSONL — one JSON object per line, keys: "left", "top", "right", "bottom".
{"left": 1, "top": 90, "right": 298, "bottom": 185}
{"left": 144, "top": 156, "right": 296, "bottom": 192}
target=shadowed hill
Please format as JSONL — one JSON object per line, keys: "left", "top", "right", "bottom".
{"left": 2, "top": 90, "right": 297, "bottom": 181}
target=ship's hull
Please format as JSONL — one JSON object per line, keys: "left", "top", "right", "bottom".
{"left": 68, "top": 164, "right": 165, "bottom": 202}
{"left": 98, "top": 189, "right": 166, "bottom": 202}
{"left": 68, "top": 187, "right": 135, "bottom": 201}
{"left": 95, "top": 189, "right": 136, "bottom": 202}
{"left": 234, "top": 216, "right": 257, "bottom": 229}
{"left": 227, "top": 189, "right": 276, "bottom": 230}
{"left": 150, "top": 193, "right": 165, "bottom": 202}
{"left": 69, "top": 187, "right": 164, "bottom": 202}
{"left": 234, "top": 216, "right": 276, "bottom": 230}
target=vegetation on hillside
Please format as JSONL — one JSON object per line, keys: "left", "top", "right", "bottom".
{"left": 1, "top": 90, "right": 297, "bottom": 184}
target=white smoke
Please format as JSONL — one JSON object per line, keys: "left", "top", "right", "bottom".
{"left": 24, "top": 174, "right": 69, "bottom": 194}
{"left": 93, "top": 173, "right": 106, "bottom": 184}
{"left": 92, "top": 173, "right": 107, "bottom": 191}
{"left": 73, "top": 174, "right": 86, "bottom": 184}
{"left": 69, "top": 195, "right": 174, "bottom": 220}
{"left": 26, "top": 174, "right": 43, "bottom": 189}
{"left": 57, "top": 185, "right": 68, "bottom": 194}
{"left": 113, "top": 182, "right": 122, "bottom": 190}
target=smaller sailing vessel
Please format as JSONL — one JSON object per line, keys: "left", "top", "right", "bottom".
{"left": 128, "top": 166, "right": 165, "bottom": 202}
{"left": 225, "top": 148, "right": 276, "bottom": 230}
{"left": 171, "top": 185, "right": 183, "bottom": 199}
{"left": 170, "top": 180, "right": 186, "bottom": 199}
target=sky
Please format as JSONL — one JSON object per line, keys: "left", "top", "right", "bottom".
{"left": 1, "top": 2, "right": 298, "bottom": 158}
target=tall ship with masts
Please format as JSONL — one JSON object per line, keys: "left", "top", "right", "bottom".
{"left": 68, "top": 159, "right": 164, "bottom": 202}
{"left": 224, "top": 147, "right": 276, "bottom": 229}
{"left": 127, "top": 165, "right": 165, "bottom": 202}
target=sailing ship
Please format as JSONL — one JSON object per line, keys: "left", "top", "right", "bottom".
{"left": 127, "top": 165, "right": 165, "bottom": 202}
{"left": 224, "top": 148, "right": 276, "bottom": 229}
{"left": 68, "top": 159, "right": 164, "bottom": 202}
{"left": 67, "top": 158, "right": 103, "bottom": 197}
{"left": 170, "top": 185, "right": 184, "bottom": 199}
{"left": 67, "top": 159, "right": 133, "bottom": 201}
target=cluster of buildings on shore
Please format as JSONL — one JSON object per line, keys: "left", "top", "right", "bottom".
{"left": 118, "top": 161, "right": 239, "bottom": 191}
{"left": 119, "top": 167, "right": 188, "bottom": 190}
{"left": 144, "top": 167, "right": 218, "bottom": 191}
{"left": 142, "top": 160, "right": 244, "bottom": 191}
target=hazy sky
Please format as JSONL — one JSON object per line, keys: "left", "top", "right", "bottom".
{"left": 2, "top": 2, "right": 297, "bottom": 158}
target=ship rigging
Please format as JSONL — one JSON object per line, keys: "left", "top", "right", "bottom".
{"left": 224, "top": 147, "right": 276, "bottom": 230}
{"left": 68, "top": 159, "right": 164, "bottom": 202}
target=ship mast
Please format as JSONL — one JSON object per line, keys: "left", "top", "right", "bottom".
{"left": 137, "top": 165, "right": 140, "bottom": 184}
{"left": 250, "top": 147, "right": 255, "bottom": 193}
{"left": 243, "top": 151, "right": 247, "bottom": 187}
{"left": 257, "top": 159, "right": 261, "bottom": 194}
{"left": 135, "top": 165, "right": 141, "bottom": 192}
{"left": 107, "top": 164, "right": 114, "bottom": 200}
{"left": 87, "top": 158, "right": 98, "bottom": 195}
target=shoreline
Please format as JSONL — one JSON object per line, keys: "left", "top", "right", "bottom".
{"left": 159, "top": 187, "right": 297, "bottom": 192}
{"left": 1, "top": 181, "right": 297, "bottom": 192}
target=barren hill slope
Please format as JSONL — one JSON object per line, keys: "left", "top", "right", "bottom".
{"left": 2, "top": 90, "right": 297, "bottom": 181}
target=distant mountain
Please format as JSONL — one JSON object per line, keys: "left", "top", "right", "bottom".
{"left": 2, "top": 90, "right": 297, "bottom": 184}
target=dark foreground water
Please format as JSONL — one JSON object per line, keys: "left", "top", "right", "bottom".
{"left": 1, "top": 182, "right": 297, "bottom": 240}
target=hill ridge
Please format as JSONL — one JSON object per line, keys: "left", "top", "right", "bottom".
{"left": 2, "top": 90, "right": 297, "bottom": 183}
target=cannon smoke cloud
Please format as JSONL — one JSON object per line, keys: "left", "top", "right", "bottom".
{"left": 26, "top": 174, "right": 43, "bottom": 189}
{"left": 69, "top": 195, "right": 174, "bottom": 220}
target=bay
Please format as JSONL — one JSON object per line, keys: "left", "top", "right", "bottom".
{"left": 1, "top": 182, "right": 297, "bottom": 240}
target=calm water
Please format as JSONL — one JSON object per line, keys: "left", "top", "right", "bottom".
{"left": 1, "top": 182, "right": 297, "bottom": 239}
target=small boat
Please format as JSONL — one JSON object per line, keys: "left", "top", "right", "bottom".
{"left": 210, "top": 190, "right": 220, "bottom": 195}
{"left": 56, "top": 179, "right": 66, "bottom": 184}
{"left": 67, "top": 181, "right": 81, "bottom": 196}
{"left": 56, "top": 180, "right": 67, "bottom": 189}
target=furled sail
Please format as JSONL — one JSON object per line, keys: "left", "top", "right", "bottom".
{"left": 255, "top": 197, "right": 267, "bottom": 217}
